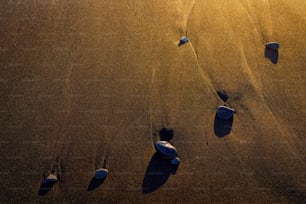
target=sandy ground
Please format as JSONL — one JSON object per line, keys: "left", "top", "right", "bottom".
{"left": 0, "top": 0, "right": 305, "bottom": 203}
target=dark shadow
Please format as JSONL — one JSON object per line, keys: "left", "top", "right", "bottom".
{"left": 265, "top": 47, "right": 278, "bottom": 64}
{"left": 272, "top": 181, "right": 306, "bottom": 203}
{"left": 178, "top": 41, "right": 185, "bottom": 46}
{"left": 217, "top": 90, "right": 228, "bottom": 102}
{"left": 142, "top": 153, "right": 179, "bottom": 194}
{"left": 214, "top": 113, "right": 234, "bottom": 137}
{"left": 37, "top": 179, "right": 57, "bottom": 196}
{"left": 159, "top": 127, "right": 174, "bottom": 142}
{"left": 253, "top": 159, "right": 306, "bottom": 203}
{"left": 87, "top": 177, "right": 106, "bottom": 191}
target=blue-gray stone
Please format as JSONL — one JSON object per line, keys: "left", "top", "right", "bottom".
{"left": 216, "top": 106, "right": 235, "bottom": 120}
{"left": 155, "top": 141, "right": 177, "bottom": 159}
{"left": 265, "top": 42, "right": 280, "bottom": 50}
{"left": 94, "top": 168, "right": 108, "bottom": 180}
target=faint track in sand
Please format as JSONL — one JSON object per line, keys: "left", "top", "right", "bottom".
{"left": 188, "top": 39, "right": 224, "bottom": 103}
{"left": 184, "top": 0, "right": 224, "bottom": 104}
{"left": 43, "top": 65, "right": 74, "bottom": 176}
{"left": 148, "top": 96, "right": 155, "bottom": 143}
{"left": 185, "top": 0, "right": 196, "bottom": 38}
{"left": 242, "top": 0, "right": 274, "bottom": 44}
{"left": 148, "top": 66, "right": 164, "bottom": 145}
{"left": 99, "top": 108, "right": 151, "bottom": 167}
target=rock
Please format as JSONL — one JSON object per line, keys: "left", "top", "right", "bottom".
{"left": 155, "top": 141, "right": 177, "bottom": 159}
{"left": 178, "top": 36, "right": 189, "bottom": 46}
{"left": 94, "top": 168, "right": 108, "bottom": 180}
{"left": 171, "top": 157, "right": 180, "bottom": 165}
{"left": 216, "top": 106, "right": 235, "bottom": 120}
{"left": 42, "top": 173, "right": 57, "bottom": 184}
{"left": 265, "top": 42, "right": 280, "bottom": 50}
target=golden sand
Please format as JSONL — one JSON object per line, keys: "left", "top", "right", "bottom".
{"left": 1, "top": 0, "right": 305, "bottom": 203}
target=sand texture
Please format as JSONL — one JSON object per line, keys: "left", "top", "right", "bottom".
{"left": 0, "top": 0, "right": 305, "bottom": 203}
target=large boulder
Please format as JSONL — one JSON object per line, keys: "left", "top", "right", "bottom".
{"left": 154, "top": 141, "right": 177, "bottom": 159}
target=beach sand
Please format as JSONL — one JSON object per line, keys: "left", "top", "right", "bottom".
{"left": 0, "top": 0, "right": 305, "bottom": 203}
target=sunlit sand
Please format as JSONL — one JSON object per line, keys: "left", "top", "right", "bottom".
{"left": 1, "top": 0, "right": 305, "bottom": 203}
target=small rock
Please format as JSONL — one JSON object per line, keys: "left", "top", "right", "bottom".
{"left": 178, "top": 36, "right": 189, "bottom": 46}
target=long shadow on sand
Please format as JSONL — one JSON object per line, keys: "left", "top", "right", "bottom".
{"left": 37, "top": 180, "right": 57, "bottom": 196}
{"left": 142, "top": 153, "right": 178, "bottom": 194}
{"left": 214, "top": 114, "right": 234, "bottom": 137}
{"left": 265, "top": 47, "right": 278, "bottom": 64}
{"left": 88, "top": 177, "right": 106, "bottom": 191}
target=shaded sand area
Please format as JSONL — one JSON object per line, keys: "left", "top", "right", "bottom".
{"left": 0, "top": 0, "right": 305, "bottom": 203}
